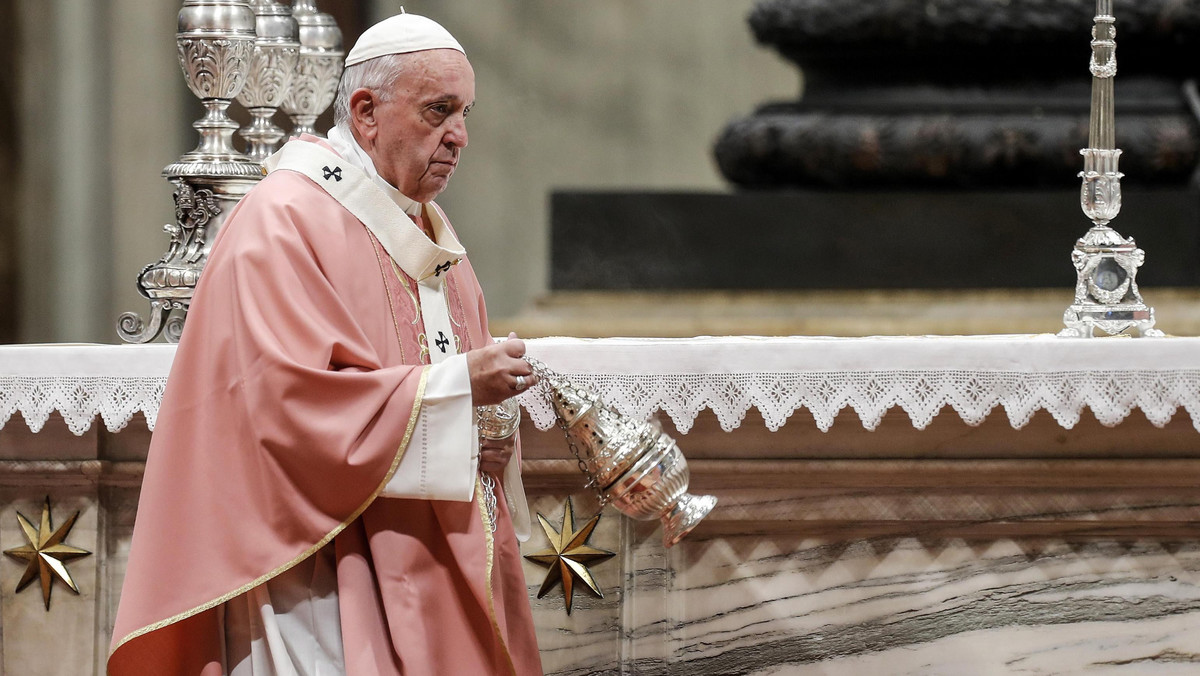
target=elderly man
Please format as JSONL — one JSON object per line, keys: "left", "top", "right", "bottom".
{"left": 109, "top": 13, "right": 543, "bottom": 676}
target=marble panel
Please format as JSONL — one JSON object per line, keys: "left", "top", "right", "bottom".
{"left": 0, "top": 414, "right": 99, "bottom": 462}
{"left": 525, "top": 493, "right": 625, "bottom": 674}
{"left": 96, "top": 484, "right": 140, "bottom": 675}
{"left": 529, "top": 522, "right": 1200, "bottom": 676}
{"left": 0, "top": 488, "right": 99, "bottom": 676}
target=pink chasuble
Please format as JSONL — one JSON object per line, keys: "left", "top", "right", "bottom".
{"left": 108, "top": 141, "right": 542, "bottom": 675}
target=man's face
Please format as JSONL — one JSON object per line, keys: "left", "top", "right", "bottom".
{"left": 360, "top": 49, "right": 475, "bottom": 203}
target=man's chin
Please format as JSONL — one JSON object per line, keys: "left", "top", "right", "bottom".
{"left": 421, "top": 173, "right": 453, "bottom": 196}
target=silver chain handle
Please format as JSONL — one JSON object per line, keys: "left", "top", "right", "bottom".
{"left": 523, "top": 356, "right": 608, "bottom": 506}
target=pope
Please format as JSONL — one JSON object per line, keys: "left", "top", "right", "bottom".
{"left": 108, "top": 13, "right": 544, "bottom": 676}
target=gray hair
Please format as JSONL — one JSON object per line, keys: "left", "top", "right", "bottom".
{"left": 332, "top": 53, "right": 411, "bottom": 131}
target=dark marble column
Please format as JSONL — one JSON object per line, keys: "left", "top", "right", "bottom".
{"left": 716, "top": 0, "right": 1200, "bottom": 189}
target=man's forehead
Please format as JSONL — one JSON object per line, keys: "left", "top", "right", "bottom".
{"left": 403, "top": 48, "right": 471, "bottom": 70}
{"left": 401, "top": 51, "right": 475, "bottom": 96}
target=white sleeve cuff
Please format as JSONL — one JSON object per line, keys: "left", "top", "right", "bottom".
{"left": 382, "top": 355, "right": 478, "bottom": 501}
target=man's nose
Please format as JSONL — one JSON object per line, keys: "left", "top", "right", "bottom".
{"left": 444, "top": 116, "right": 468, "bottom": 149}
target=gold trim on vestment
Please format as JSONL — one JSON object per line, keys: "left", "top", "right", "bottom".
{"left": 477, "top": 475, "right": 518, "bottom": 676}
{"left": 417, "top": 334, "right": 431, "bottom": 363}
{"left": 391, "top": 259, "right": 422, "bottom": 327}
{"left": 110, "top": 368, "right": 430, "bottom": 657}
{"left": 447, "top": 273, "right": 466, "bottom": 329}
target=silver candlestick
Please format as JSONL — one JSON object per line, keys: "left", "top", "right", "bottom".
{"left": 237, "top": 0, "right": 300, "bottom": 161}
{"left": 119, "top": 0, "right": 262, "bottom": 343}
{"left": 279, "top": 0, "right": 343, "bottom": 138}
{"left": 526, "top": 356, "right": 716, "bottom": 548}
{"left": 1060, "top": 0, "right": 1163, "bottom": 338}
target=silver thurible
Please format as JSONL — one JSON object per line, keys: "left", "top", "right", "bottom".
{"left": 526, "top": 356, "right": 716, "bottom": 548}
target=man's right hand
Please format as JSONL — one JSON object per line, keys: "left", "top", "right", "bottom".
{"left": 466, "top": 332, "right": 538, "bottom": 406}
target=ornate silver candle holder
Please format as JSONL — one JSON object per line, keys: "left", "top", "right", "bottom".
{"left": 167, "top": 0, "right": 261, "bottom": 181}
{"left": 237, "top": 0, "right": 300, "bottom": 161}
{"left": 119, "top": 0, "right": 263, "bottom": 343}
{"left": 526, "top": 356, "right": 716, "bottom": 548}
{"left": 1060, "top": 0, "right": 1162, "bottom": 338}
{"left": 279, "top": 0, "right": 343, "bottom": 138}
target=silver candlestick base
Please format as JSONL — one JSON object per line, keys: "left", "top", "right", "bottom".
{"left": 1059, "top": 225, "right": 1162, "bottom": 338}
{"left": 119, "top": 0, "right": 261, "bottom": 343}
{"left": 1060, "top": 148, "right": 1160, "bottom": 337}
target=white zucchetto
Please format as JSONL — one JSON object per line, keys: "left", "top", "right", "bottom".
{"left": 344, "top": 13, "right": 465, "bottom": 67}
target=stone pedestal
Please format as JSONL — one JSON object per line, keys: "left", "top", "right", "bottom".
{"left": 716, "top": 0, "right": 1200, "bottom": 189}
{"left": 548, "top": 189, "right": 1200, "bottom": 292}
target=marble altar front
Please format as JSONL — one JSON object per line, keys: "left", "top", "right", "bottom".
{"left": 2, "top": 337, "right": 1199, "bottom": 675}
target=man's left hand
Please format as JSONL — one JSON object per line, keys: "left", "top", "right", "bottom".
{"left": 480, "top": 435, "right": 515, "bottom": 475}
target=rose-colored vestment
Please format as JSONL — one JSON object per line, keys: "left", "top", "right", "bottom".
{"left": 108, "top": 142, "right": 542, "bottom": 675}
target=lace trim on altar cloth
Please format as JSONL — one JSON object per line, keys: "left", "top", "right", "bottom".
{"left": 3, "top": 338, "right": 1200, "bottom": 436}
{"left": 515, "top": 369, "right": 1200, "bottom": 434}
{"left": 3, "top": 371, "right": 1200, "bottom": 437}
{"left": 1, "top": 376, "right": 168, "bottom": 435}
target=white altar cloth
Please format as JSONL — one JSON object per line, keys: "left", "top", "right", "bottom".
{"left": 1, "top": 336, "right": 1199, "bottom": 435}
{"left": 0, "top": 344, "right": 175, "bottom": 434}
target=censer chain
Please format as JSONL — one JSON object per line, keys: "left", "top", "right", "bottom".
{"left": 524, "top": 356, "right": 609, "bottom": 506}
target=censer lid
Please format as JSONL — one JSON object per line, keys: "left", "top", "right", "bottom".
{"left": 544, "top": 376, "right": 600, "bottom": 428}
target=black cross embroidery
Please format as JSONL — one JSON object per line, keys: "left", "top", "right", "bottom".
{"left": 322, "top": 165, "right": 343, "bottom": 182}
{"left": 434, "top": 261, "right": 454, "bottom": 277}
{"left": 435, "top": 331, "right": 450, "bottom": 353}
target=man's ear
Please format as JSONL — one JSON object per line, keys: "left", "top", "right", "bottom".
{"left": 349, "top": 88, "right": 378, "bottom": 142}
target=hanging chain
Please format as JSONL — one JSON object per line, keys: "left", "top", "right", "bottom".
{"left": 524, "top": 356, "right": 608, "bottom": 506}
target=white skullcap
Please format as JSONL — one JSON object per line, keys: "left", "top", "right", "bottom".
{"left": 344, "top": 12, "right": 464, "bottom": 67}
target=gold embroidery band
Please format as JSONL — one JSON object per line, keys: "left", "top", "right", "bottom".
{"left": 391, "top": 259, "right": 423, "bottom": 327}
{"left": 110, "top": 368, "right": 430, "bottom": 656}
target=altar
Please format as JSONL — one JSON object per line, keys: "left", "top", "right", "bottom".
{"left": 2, "top": 336, "right": 1199, "bottom": 675}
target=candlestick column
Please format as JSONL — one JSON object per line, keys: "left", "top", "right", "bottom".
{"left": 1061, "top": 0, "right": 1162, "bottom": 338}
